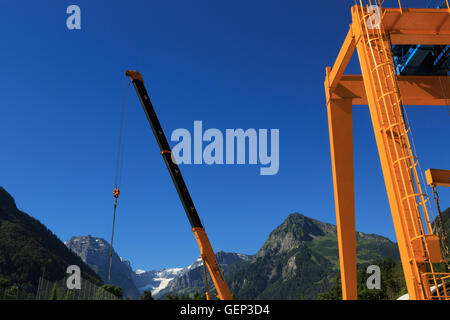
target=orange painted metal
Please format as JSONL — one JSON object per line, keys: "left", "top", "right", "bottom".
{"left": 192, "top": 227, "right": 233, "bottom": 300}
{"left": 331, "top": 75, "right": 450, "bottom": 106}
{"left": 325, "top": 97, "right": 357, "bottom": 300}
{"left": 383, "top": 8, "right": 450, "bottom": 45}
{"left": 425, "top": 169, "right": 450, "bottom": 188}
{"left": 328, "top": 27, "right": 356, "bottom": 91}
{"left": 324, "top": 3, "right": 450, "bottom": 300}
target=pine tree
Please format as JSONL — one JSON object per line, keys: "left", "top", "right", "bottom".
{"left": 140, "top": 290, "right": 154, "bottom": 300}
{"left": 100, "top": 284, "right": 123, "bottom": 299}
{"left": 50, "top": 283, "right": 60, "bottom": 300}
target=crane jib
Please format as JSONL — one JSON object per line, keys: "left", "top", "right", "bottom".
{"left": 129, "top": 76, "right": 204, "bottom": 229}
{"left": 125, "top": 70, "right": 233, "bottom": 300}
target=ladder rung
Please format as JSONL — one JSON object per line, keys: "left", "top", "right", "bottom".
{"left": 382, "top": 121, "right": 409, "bottom": 133}
{"left": 367, "top": 37, "right": 383, "bottom": 43}
{"left": 411, "top": 234, "right": 427, "bottom": 242}
{"left": 377, "top": 90, "right": 400, "bottom": 101}
{"left": 372, "top": 61, "right": 393, "bottom": 72}
{"left": 401, "top": 192, "right": 429, "bottom": 203}
{"left": 392, "top": 154, "right": 417, "bottom": 169}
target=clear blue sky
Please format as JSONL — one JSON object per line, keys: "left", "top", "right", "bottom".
{"left": 0, "top": 0, "right": 449, "bottom": 271}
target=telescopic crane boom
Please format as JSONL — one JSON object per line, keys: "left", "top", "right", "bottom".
{"left": 125, "top": 70, "right": 232, "bottom": 300}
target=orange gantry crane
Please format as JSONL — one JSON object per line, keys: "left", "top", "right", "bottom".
{"left": 325, "top": 1, "right": 450, "bottom": 300}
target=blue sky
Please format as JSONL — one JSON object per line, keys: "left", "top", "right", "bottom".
{"left": 0, "top": 0, "right": 449, "bottom": 271}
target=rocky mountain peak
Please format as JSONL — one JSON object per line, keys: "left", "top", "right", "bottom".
{"left": 256, "top": 213, "right": 335, "bottom": 258}
{"left": 65, "top": 235, "right": 140, "bottom": 299}
{"left": 227, "top": 213, "right": 400, "bottom": 300}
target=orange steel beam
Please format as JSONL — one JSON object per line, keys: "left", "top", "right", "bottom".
{"left": 326, "top": 7, "right": 450, "bottom": 94}
{"left": 425, "top": 169, "right": 450, "bottom": 187}
{"left": 383, "top": 8, "right": 450, "bottom": 45}
{"left": 331, "top": 75, "right": 450, "bottom": 106}
{"left": 328, "top": 27, "right": 356, "bottom": 90}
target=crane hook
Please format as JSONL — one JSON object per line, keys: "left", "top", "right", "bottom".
{"left": 113, "top": 187, "right": 120, "bottom": 199}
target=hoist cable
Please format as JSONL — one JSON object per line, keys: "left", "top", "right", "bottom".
{"left": 108, "top": 77, "right": 130, "bottom": 282}
{"left": 114, "top": 77, "right": 130, "bottom": 187}
{"left": 109, "top": 191, "right": 119, "bottom": 282}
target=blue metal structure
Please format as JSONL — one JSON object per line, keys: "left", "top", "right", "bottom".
{"left": 391, "top": 1, "right": 450, "bottom": 75}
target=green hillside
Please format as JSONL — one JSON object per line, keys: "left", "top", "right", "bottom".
{"left": 0, "top": 187, "right": 102, "bottom": 294}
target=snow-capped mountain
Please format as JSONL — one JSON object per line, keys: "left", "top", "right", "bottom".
{"left": 152, "top": 252, "right": 252, "bottom": 299}
{"left": 132, "top": 268, "right": 184, "bottom": 296}
{"left": 65, "top": 235, "right": 251, "bottom": 299}
{"left": 131, "top": 252, "right": 252, "bottom": 298}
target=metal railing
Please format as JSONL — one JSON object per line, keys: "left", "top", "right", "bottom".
{"left": 35, "top": 276, "right": 119, "bottom": 300}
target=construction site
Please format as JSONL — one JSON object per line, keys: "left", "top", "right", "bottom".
{"left": 106, "top": 0, "right": 450, "bottom": 301}
{"left": 0, "top": 1, "right": 449, "bottom": 312}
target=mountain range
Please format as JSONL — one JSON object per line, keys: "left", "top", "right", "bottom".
{"left": 62, "top": 236, "right": 253, "bottom": 299}
{"left": 76, "top": 213, "right": 400, "bottom": 300}
{"left": 2, "top": 185, "right": 448, "bottom": 300}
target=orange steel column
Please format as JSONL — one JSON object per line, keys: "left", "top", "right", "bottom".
{"left": 325, "top": 88, "right": 357, "bottom": 300}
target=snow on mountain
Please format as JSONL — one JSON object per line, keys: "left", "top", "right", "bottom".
{"left": 132, "top": 267, "right": 184, "bottom": 296}
{"left": 132, "top": 257, "right": 212, "bottom": 297}
{"left": 152, "top": 252, "right": 253, "bottom": 298}
{"left": 184, "top": 257, "right": 203, "bottom": 273}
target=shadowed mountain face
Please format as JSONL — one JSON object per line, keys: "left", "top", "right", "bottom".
{"left": 225, "top": 213, "right": 400, "bottom": 300}
{"left": 0, "top": 187, "right": 102, "bottom": 292}
{"left": 65, "top": 236, "right": 140, "bottom": 299}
